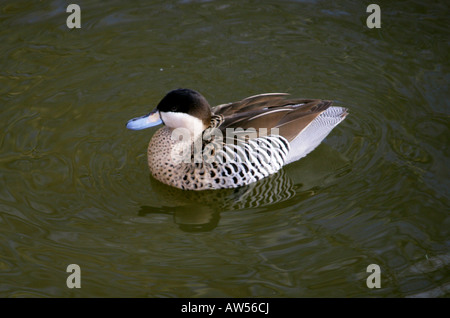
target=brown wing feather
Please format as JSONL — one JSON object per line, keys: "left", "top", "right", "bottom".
{"left": 213, "top": 93, "right": 289, "bottom": 116}
{"left": 275, "top": 100, "right": 332, "bottom": 141}
{"left": 212, "top": 94, "right": 332, "bottom": 142}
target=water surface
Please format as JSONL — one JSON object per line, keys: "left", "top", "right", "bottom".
{"left": 0, "top": 0, "right": 449, "bottom": 297}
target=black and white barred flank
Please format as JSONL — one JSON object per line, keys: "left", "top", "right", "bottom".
{"left": 180, "top": 134, "right": 290, "bottom": 190}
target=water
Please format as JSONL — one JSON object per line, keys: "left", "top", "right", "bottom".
{"left": 0, "top": 0, "right": 449, "bottom": 297}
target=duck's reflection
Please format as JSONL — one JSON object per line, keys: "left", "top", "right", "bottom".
{"left": 138, "top": 144, "right": 351, "bottom": 232}
{"left": 138, "top": 169, "right": 296, "bottom": 232}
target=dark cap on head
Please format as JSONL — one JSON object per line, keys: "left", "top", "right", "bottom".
{"left": 157, "top": 88, "right": 212, "bottom": 127}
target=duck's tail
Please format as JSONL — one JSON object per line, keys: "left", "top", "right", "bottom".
{"left": 284, "top": 106, "right": 348, "bottom": 165}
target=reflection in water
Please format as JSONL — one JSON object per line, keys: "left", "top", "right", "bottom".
{"left": 139, "top": 169, "right": 297, "bottom": 232}
{"left": 1, "top": 0, "right": 447, "bottom": 297}
{"left": 139, "top": 204, "right": 220, "bottom": 232}
{"left": 138, "top": 144, "right": 351, "bottom": 231}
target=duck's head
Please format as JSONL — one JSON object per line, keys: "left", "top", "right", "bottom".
{"left": 126, "top": 88, "right": 212, "bottom": 134}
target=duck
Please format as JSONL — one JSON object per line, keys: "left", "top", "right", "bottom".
{"left": 127, "top": 88, "right": 348, "bottom": 190}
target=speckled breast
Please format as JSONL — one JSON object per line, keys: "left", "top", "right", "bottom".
{"left": 147, "top": 127, "right": 289, "bottom": 190}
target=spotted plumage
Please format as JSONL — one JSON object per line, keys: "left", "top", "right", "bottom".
{"left": 127, "top": 88, "right": 348, "bottom": 190}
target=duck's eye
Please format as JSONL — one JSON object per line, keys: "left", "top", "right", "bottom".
{"left": 171, "top": 106, "right": 177, "bottom": 112}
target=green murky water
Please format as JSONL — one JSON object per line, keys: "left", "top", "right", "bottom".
{"left": 0, "top": 0, "right": 449, "bottom": 297}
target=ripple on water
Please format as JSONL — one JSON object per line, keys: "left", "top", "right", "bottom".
{"left": 0, "top": 0, "right": 448, "bottom": 298}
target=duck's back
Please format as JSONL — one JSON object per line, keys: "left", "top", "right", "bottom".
{"left": 212, "top": 93, "right": 348, "bottom": 164}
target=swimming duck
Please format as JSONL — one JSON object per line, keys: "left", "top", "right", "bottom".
{"left": 127, "top": 88, "right": 347, "bottom": 190}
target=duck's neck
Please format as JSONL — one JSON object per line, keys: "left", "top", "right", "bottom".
{"left": 160, "top": 112, "right": 208, "bottom": 139}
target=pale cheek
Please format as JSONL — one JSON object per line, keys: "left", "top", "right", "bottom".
{"left": 161, "top": 112, "right": 205, "bottom": 131}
